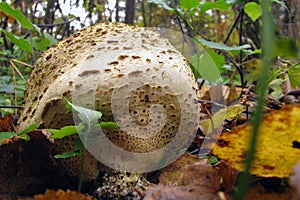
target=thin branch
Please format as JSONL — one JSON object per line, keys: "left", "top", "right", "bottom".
{"left": 0, "top": 105, "right": 22, "bottom": 109}
{"left": 223, "top": 10, "right": 241, "bottom": 44}
{"left": 9, "top": 60, "right": 26, "bottom": 82}
{"left": 37, "top": 18, "right": 77, "bottom": 27}
{"left": 195, "top": 99, "right": 226, "bottom": 108}
{"left": 11, "top": 59, "right": 33, "bottom": 69}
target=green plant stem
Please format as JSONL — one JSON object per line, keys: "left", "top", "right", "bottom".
{"left": 234, "top": 0, "right": 275, "bottom": 199}
{"left": 77, "top": 147, "right": 87, "bottom": 193}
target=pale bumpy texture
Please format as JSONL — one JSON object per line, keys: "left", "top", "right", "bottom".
{"left": 18, "top": 22, "right": 199, "bottom": 179}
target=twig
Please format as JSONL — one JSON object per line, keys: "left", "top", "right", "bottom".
{"left": 11, "top": 59, "right": 33, "bottom": 68}
{"left": 9, "top": 60, "right": 26, "bottom": 82}
{"left": 37, "top": 18, "right": 77, "bottom": 27}
{"left": 223, "top": 11, "right": 241, "bottom": 44}
{"left": 0, "top": 105, "right": 22, "bottom": 109}
{"left": 239, "top": 1, "right": 248, "bottom": 88}
{"left": 195, "top": 99, "right": 226, "bottom": 108}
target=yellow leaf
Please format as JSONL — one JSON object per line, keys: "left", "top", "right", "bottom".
{"left": 212, "top": 105, "right": 300, "bottom": 177}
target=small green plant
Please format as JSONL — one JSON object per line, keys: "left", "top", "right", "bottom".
{"left": 48, "top": 98, "right": 117, "bottom": 192}
{"left": 0, "top": 123, "right": 38, "bottom": 145}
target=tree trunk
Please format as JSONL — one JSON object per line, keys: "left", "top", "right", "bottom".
{"left": 125, "top": 0, "right": 135, "bottom": 24}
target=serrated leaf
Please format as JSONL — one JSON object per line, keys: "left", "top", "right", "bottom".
{"left": 201, "top": 0, "right": 232, "bottom": 12}
{"left": 244, "top": 2, "right": 262, "bottom": 22}
{"left": 195, "top": 37, "right": 251, "bottom": 51}
{"left": 0, "top": 2, "right": 40, "bottom": 34}
{"left": 17, "top": 124, "right": 38, "bottom": 135}
{"left": 0, "top": 30, "right": 32, "bottom": 53}
{"left": 148, "top": 0, "right": 174, "bottom": 11}
{"left": 48, "top": 125, "right": 84, "bottom": 139}
{"left": 54, "top": 151, "right": 80, "bottom": 159}
{"left": 288, "top": 64, "right": 300, "bottom": 88}
{"left": 180, "top": 0, "right": 199, "bottom": 10}
{"left": 100, "top": 122, "right": 119, "bottom": 129}
{"left": 64, "top": 98, "right": 102, "bottom": 126}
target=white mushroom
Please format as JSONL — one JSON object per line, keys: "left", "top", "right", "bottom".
{"left": 18, "top": 22, "right": 200, "bottom": 179}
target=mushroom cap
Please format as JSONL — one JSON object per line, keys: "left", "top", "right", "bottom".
{"left": 18, "top": 22, "right": 200, "bottom": 176}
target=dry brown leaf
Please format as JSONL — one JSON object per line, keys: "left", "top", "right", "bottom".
{"left": 144, "top": 185, "right": 221, "bottom": 200}
{"left": 20, "top": 189, "right": 92, "bottom": 200}
{"left": 0, "top": 130, "right": 70, "bottom": 197}
{"left": 0, "top": 114, "right": 15, "bottom": 132}
{"left": 159, "top": 154, "right": 203, "bottom": 186}
{"left": 214, "top": 160, "right": 239, "bottom": 193}
{"left": 245, "top": 184, "right": 297, "bottom": 200}
{"left": 212, "top": 105, "right": 300, "bottom": 177}
{"left": 144, "top": 154, "right": 229, "bottom": 200}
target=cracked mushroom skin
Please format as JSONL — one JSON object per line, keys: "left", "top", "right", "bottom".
{"left": 18, "top": 22, "right": 200, "bottom": 179}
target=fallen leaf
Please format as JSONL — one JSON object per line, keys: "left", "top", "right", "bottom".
{"left": 159, "top": 154, "right": 203, "bottom": 186}
{"left": 290, "top": 161, "right": 300, "bottom": 199}
{"left": 144, "top": 185, "right": 221, "bottom": 200}
{"left": 201, "top": 105, "right": 245, "bottom": 134}
{"left": 214, "top": 160, "right": 239, "bottom": 193}
{"left": 0, "top": 130, "right": 70, "bottom": 197}
{"left": 0, "top": 114, "right": 15, "bottom": 132}
{"left": 20, "top": 189, "right": 92, "bottom": 200}
{"left": 144, "top": 154, "right": 229, "bottom": 200}
{"left": 245, "top": 184, "right": 297, "bottom": 200}
{"left": 212, "top": 105, "right": 300, "bottom": 177}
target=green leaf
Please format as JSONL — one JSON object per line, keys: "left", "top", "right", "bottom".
{"left": 207, "top": 50, "right": 225, "bottom": 72}
{"left": 204, "top": 155, "right": 219, "bottom": 164}
{"left": 74, "top": 137, "right": 84, "bottom": 151}
{"left": 32, "top": 36, "right": 51, "bottom": 51}
{"left": 17, "top": 124, "right": 38, "bottom": 135}
{"left": 48, "top": 125, "right": 84, "bottom": 139}
{"left": 288, "top": 64, "right": 300, "bottom": 88}
{"left": 191, "top": 52, "right": 221, "bottom": 82}
{"left": 100, "top": 122, "right": 119, "bottom": 129}
{"left": 195, "top": 37, "right": 251, "bottom": 51}
{"left": 0, "top": 30, "right": 32, "bottom": 53}
{"left": 244, "top": 2, "right": 262, "bottom": 22}
{"left": 148, "top": 0, "right": 174, "bottom": 11}
{"left": 0, "top": 2, "right": 40, "bottom": 34}
{"left": 0, "top": 132, "right": 17, "bottom": 145}
{"left": 180, "top": 0, "right": 199, "bottom": 10}
{"left": 44, "top": 32, "right": 57, "bottom": 46}
{"left": 54, "top": 151, "right": 80, "bottom": 159}
{"left": 201, "top": 105, "right": 245, "bottom": 134}
{"left": 64, "top": 98, "right": 102, "bottom": 126}
{"left": 20, "top": 134, "right": 31, "bottom": 142}
{"left": 269, "top": 78, "right": 284, "bottom": 99}
{"left": 201, "top": 0, "right": 232, "bottom": 13}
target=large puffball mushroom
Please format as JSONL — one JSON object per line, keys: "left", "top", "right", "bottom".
{"left": 18, "top": 22, "right": 200, "bottom": 179}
